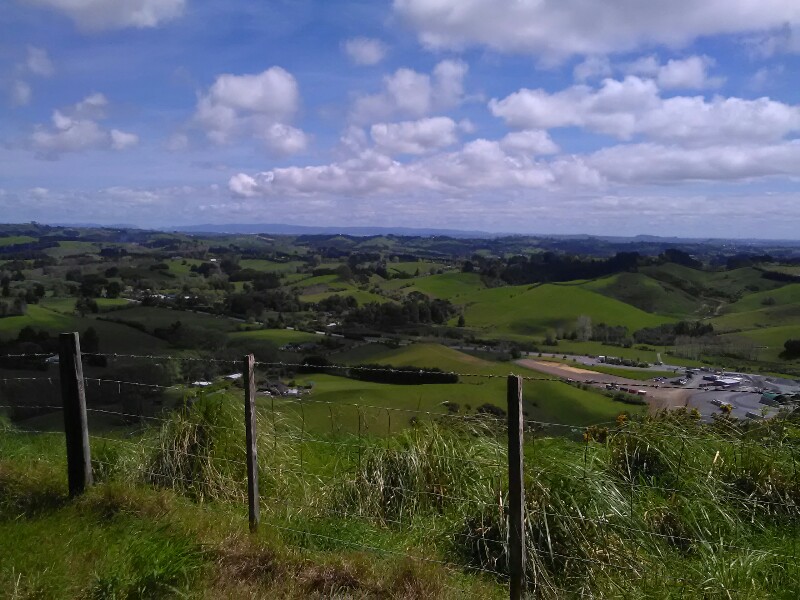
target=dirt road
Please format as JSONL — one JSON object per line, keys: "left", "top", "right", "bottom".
{"left": 516, "top": 359, "right": 691, "bottom": 411}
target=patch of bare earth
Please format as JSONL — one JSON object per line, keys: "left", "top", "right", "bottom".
{"left": 516, "top": 359, "right": 690, "bottom": 411}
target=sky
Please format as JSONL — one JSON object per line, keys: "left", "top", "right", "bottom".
{"left": 1, "top": 0, "right": 799, "bottom": 238}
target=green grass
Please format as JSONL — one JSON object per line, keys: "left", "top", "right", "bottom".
{"left": 228, "top": 328, "right": 321, "bottom": 345}
{"left": 721, "top": 283, "right": 800, "bottom": 313}
{"left": 537, "top": 340, "right": 704, "bottom": 367}
{"left": 382, "top": 272, "right": 485, "bottom": 299}
{"left": 239, "top": 259, "right": 305, "bottom": 273}
{"left": 0, "top": 235, "right": 36, "bottom": 246}
{"left": 40, "top": 297, "right": 132, "bottom": 314}
{"left": 325, "top": 342, "right": 640, "bottom": 427}
{"left": 462, "top": 283, "right": 672, "bottom": 337}
{"left": 533, "top": 357, "right": 675, "bottom": 380}
{"left": 721, "top": 325, "right": 800, "bottom": 362}
{"left": 582, "top": 272, "right": 703, "bottom": 317}
{"left": 104, "top": 305, "right": 242, "bottom": 333}
{"left": 3, "top": 406, "right": 798, "bottom": 598}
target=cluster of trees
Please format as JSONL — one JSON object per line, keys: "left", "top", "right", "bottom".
{"left": 348, "top": 364, "right": 458, "bottom": 385}
{"left": 781, "top": 340, "right": 800, "bottom": 360}
{"left": 345, "top": 293, "right": 456, "bottom": 330}
{"left": 633, "top": 321, "right": 714, "bottom": 346}
{"left": 226, "top": 289, "right": 303, "bottom": 318}
{"left": 153, "top": 320, "right": 226, "bottom": 350}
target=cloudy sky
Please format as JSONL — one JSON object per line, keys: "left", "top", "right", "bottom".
{"left": 1, "top": 1, "right": 799, "bottom": 237}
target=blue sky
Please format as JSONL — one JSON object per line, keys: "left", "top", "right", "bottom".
{"left": 1, "top": 1, "right": 799, "bottom": 238}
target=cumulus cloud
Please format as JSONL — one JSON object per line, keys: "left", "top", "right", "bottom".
{"left": 587, "top": 140, "right": 800, "bottom": 183}
{"left": 499, "top": 130, "right": 560, "bottom": 155}
{"left": 194, "top": 67, "right": 308, "bottom": 155}
{"left": 625, "top": 55, "right": 723, "bottom": 89}
{"left": 351, "top": 59, "right": 468, "bottom": 123}
{"left": 573, "top": 56, "right": 612, "bottom": 82}
{"left": 227, "top": 135, "right": 592, "bottom": 201}
{"left": 29, "top": 93, "right": 138, "bottom": 158}
{"left": 343, "top": 37, "right": 387, "bottom": 65}
{"left": 393, "top": 0, "right": 800, "bottom": 59}
{"left": 489, "top": 76, "right": 800, "bottom": 146}
{"left": 22, "top": 0, "right": 186, "bottom": 31}
{"left": 370, "top": 117, "right": 459, "bottom": 155}
{"left": 110, "top": 129, "right": 139, "bottom": 150}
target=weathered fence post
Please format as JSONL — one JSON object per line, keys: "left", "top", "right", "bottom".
{"left": 507, "top": 374, "right": 525, "bottom": 600}
{"left": 59, "top": 332, "right": 92, "bottom": 497}
{"left": 244, "top": 354, "right": 260, "bottom": 533}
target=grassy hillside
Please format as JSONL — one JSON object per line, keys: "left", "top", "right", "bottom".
{"left": 382, "top": 272, "right": 485, "bottom": 300}
{"left": 327, "top": 342, "right": 642, "bottom": 427}
{"left": 3, "top": 405, "right": 798, "bottom": 598}
{"left": 461, "top": 283, "right": 672, "bottom": 337}
{"left": 582, "top": 272, "right": 702, "bottom": 316}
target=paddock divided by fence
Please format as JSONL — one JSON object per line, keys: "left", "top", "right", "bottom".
{"left": 2, "top": 332, "right": 800, "bottom": 599}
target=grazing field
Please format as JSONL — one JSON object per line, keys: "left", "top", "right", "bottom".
{"left": 582, "top": 272, "right": 702, "bottom": 316}
{"left": 461, "top": 283, "right": 672, "bottom": 337}
{"left": 0, "top": 235, "right": 36, "bottom": 246}
{"left": 382, "top": 272, "right": 485, "bottom": 300}
{"left": 228, "top": 328, "right": 321, "bottom": 346}
{"left": 722, "top": 325, "right": 800, "bottom": 362}
{"left": 103, "top": 305, "right": 242, "bottom": 332}
{"left": 40, "top": 297, "right": 132, "bottom": 314}
{"left": 239, "top": 259, "right": 305, "bottom": 272}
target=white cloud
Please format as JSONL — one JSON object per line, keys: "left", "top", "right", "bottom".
{"left": 370, "top": 117, "right": 459, "bottom": 155}
{"left": 394, "top": 0, "right": 800, "bottom": 59}
{"left": 29, "top": 93, "right": 138, "bottom": 158}
{"left": 228, "top": 135, "right": 590, "bottom": 201}
{"left": 228, "top": 173, "right": 262, "bottom": 198}
{"left": 625, "top": 55, "right": 723, "bottom": 89}
{"left": 746, "top": 24, "right": 800, "bottom": 56}
{"left": 489, "top": 77, "right": 800, "bottom": 146}
{"left": 573, "top": 56, "right": 612, "bottom": 82}
{"left": 110, "top": 129, "right": 139, "bottom": 150}
{"left": 25, "top": 46, "right": 53, "bottom": 77}
{"left": 10, "top": 80, "right": 32, "bottom": 106}
{"left": 587, "top": 141, "right": 800, "bottom": 183}
{"left": 499, "top": 130, "right": 560, "bottom": 155}
{"left": 351, "top": 59, "right": 468, "bottom": 123}
{"left": 260, "top": 123, "right": 309, "bottom": 156}
{"left": 23, "top": 0, "right": 185, "bottom": 31}
{"left": 343, "top": 37, "right": 387, "bottom": 66}
{"left": 194, "top": 67, "right": 307, "bottom": 154}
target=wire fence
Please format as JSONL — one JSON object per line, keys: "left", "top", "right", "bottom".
{"left": 2, "top": 344, "right": 800, "bottom": 598}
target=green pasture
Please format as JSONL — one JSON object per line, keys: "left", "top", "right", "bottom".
{"left": 239, "top": 259, "right": 304, "bottom": 273}
{"left": 389, "top": 260, "right": 442, "bottom": 276}
{"left": 228, "top": 328, "right": 321, "bottom": 346}
{"left": 712, "top": 304, "right": 800, "bottom": 332}
{"left": 721, "top": 325, "right": 800, "bottom": 362}
{"left": 538, "top": 340, "right": 703, "bottom": 367}
{"left": 721, "top": 283, "right": 800, "bottom": 313}
{"left": 0, "top": 235, "right": 36, "bottom": 246}
{"left": 381, "top": 272, "right": 485, "bottom": 300}
{"left": 582, "top": 272, "right": 702, "bottom": 317}
{"left": 44, "top": 241, "right": 101, "bottom": 258}
{"left": 531, "top": 357, "right": 675, "bottom": 381}
{"left": 104, "top": 306, "right": 241, "bottom": 333}
{"left": 462, "top": 283, "right": 672, "bottom": 337}
{"left": 40, "top": 297, "right": 132, "bottom": 314}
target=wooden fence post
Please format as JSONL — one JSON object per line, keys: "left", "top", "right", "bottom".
{"left": 507, "top": 374, "right": 525, "bottom": 600}
{"left": 59, "top": 332, "right": 92, "bottom": 497}
{"left": 244, "top": 354, "right": 260, "bottom": 533}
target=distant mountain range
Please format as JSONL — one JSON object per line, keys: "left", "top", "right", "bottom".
{"left": 168, "top": 223, "right": 497, "bottom": 238}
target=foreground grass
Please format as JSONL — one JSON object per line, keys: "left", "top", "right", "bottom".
{"left": 2, "top": 402, "right": 800, "bottom": 599}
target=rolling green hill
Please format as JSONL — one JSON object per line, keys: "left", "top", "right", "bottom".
{"left": 582, "top": 272, "right": 702, "bottom": 317}
{"left": 461, "top": 283, "right": 672, "bottom": 337}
